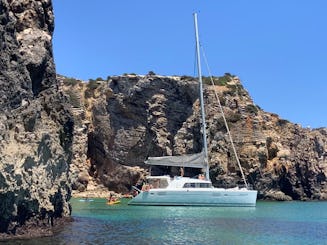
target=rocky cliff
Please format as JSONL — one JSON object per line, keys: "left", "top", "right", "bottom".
{"left": 0, "top": 0, "right": 73, "bottom": 239}
{"left": 61, "top": 74, "right": 326, "bottom": 201}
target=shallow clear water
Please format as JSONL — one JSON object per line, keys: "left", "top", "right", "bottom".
{"left": 7, "top": 198, "right": 327, "bottom": 245}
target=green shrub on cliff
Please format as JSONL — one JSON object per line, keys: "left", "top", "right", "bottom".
{"left": 202, "top": 73, "right": 234, "bottom": 86}
{"left": 63, "top": 78, "right": 80, "bottom": 86}
{"left": 245, "top": 104, "right": 259, "bottom": 115}
{"left": 223, "top": 83, "right": 244, "bottom": 96}
{"left": 66, "top": 90, "right": 81, "bottom": 108}
{"left": 147, "top": 71, "right": 156, "bottom": 76}
{"left": 227, "top": 112, "right": 242, "bottom": 123}
{"left": 277, "top": 119, "right": 290, "bottom": 126}
{"left": 85, "top": 79, "right": 100, "bottom": 98}
{"left": 181, "top": 75, "right": 194, "bottom": 81}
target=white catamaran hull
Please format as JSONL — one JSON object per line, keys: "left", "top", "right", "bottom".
{"left": 129, "top": 188, "right": 257, "bottom": 207}
{"left": 129, "top": 14, "right": 258, "bottom": 207}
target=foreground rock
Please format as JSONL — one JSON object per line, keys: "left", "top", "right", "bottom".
{"left": 0, "top": 0, "right": 73, "bottom": 239}
{"left": 61, "top": 74, "right": 326, "bottom": 201}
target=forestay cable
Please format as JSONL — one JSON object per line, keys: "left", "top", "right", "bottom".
{"left": 201, "top": 46, "right": 249, "bottom": 189}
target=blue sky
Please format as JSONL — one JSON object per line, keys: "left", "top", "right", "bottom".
{"left": 52, "top": 0, "right": 326, "bottom": 128}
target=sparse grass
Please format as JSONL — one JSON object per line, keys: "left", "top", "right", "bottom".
{"left": 202, "top": 73, "right": 234, "bottom": 86}
{"left": 66, "top": 90, "right": 81, "bottom": 108}
{"left": 223, "top": 84, "right": 244, "bottom": 96}
{"left": 63, "top": 78, "right": 80, "bottom": 86}
{"left": 245, "top": 104, "right": 258, "bottom": 115}
{"left": 147, "top": 71, "right": 156, "bottom": 76}
{"left": 123, "top": 73, "right": 137, "bottom": 76}
{"left": 277, "top": 119, "right": 290, "bottom": 126}
{"left": 227, "top": 112, "right": 242, "bottom": 123}
{"left": 85, "top": 80, "right": 100, "bottom": 98}
{"left": 181, "top": 75, "right": 194, "bottom": 81}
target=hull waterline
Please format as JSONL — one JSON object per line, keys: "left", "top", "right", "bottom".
{"left": 129, "top": 188, "right": 257, "bottom": 206}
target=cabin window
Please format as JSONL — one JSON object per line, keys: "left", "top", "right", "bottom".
{"left": 183, "top": 183, "right": 191, "bottom": 188}
{"left": 183, "top": 183, "right": 212, "bottom": 188}
{"left": 183, "top": 183, "right": 196, "bottom": 188}
{"left": 200, "top": 183, "right": 211, "bottom": 188}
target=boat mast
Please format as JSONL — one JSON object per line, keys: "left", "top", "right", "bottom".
{"left": 194, "top": 14, "right": 249, "bottom": 189}
{"left": 193, "top": 13, "right": 209, "bottom": 180}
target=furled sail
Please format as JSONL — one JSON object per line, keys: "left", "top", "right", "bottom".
{"left": 145, "top": 151, "right": 206, "bottom": 168}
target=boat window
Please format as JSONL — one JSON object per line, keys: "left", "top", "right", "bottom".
{"left": 183, "top": 183, "right": 212, "bottom": 188}
{"left": 200, "top": 183, "right": 212, "bottom": 188}
{"left": 183, "top": 183, "right": 196, "bottom": 188}
{"left": 183, "top": 183, "right": 191, "bottom": 188}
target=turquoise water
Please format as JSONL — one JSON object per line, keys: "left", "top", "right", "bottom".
{"left": 7, "top": 198, "right": 327, "bottom": 244}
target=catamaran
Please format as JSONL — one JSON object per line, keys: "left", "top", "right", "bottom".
{"left": 128, "top": 13, "right": 257, "bottom": 206}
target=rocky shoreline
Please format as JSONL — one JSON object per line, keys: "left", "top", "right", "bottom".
{"left": 0, "top": 217, "right": 73, "bottom": 241}
{"left": 1, "top": 0, "right": 326, "bottom": 240}
{"left": 0, "top": 0, "right": 73, "bottom": 239}
{"left": 71, "top": 184, "right": 113, "bottom": 199}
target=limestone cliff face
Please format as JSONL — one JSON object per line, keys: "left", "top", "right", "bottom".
{"left": 0, "top": 0, "right": 73, "bottom": 239}
{"left": 89, "top": 75, "right": 200, "bottom": 192}
{"left": 62, "top": 74, "right": 326, "bottom": 201}
{"left": 202, "top": 78, "right": 327, "bottom": 200}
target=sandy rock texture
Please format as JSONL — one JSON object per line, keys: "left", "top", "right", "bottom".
{"left": 0, "top": 0, "right": 73, "bottom": 239}
{"left": 62, "top": 74, "right": 326, "bottom": 201}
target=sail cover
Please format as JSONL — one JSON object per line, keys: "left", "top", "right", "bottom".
{"left": 145, "top": 151, "right": 206, "bottom": 168}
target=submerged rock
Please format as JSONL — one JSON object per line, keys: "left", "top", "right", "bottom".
{"left": 0, "top": 0, "right": 73, "bottom": 239}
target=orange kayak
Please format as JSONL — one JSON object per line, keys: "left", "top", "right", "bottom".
{"left": 107, "top": 200, "right": 121, "bottom": 205}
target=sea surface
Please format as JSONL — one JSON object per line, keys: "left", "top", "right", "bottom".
{"left": 7, "top": 198, "right": 327, "bottom": 245}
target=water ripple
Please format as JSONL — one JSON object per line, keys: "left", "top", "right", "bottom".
{"left": 6, "top": 200, "right": 327, "bottom": 245}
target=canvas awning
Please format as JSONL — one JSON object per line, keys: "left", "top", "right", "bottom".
{"left": 145, "top": 151, "right": 206, "bottom": 168}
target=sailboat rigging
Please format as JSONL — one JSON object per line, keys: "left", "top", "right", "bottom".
{"left": 194, "top": 13, "right": 209, "bottom": 181}
{"left": 128, "top": 13, "right": 257, "bottom": 206}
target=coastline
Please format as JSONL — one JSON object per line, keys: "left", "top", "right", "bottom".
{"left": 70, "top": 180, "right": 127, "bottom": 199}
{"left": 72, "top": 190, "right": 113, "bottom": 199}
{"left": 0, "top": 217, "right": 73, "bottom": 241}
{"left": 71, "top": 185, "right": 127, "bottom": 199}
{"left": 0, "top": 188, "right": 114, "bottom": 241}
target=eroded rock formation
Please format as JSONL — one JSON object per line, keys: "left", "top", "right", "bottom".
{"left": 0, "top": 0, "right": 73, "bottom": 239}
{"left": 62, "top": 74, "right": 326, "bottom": 201}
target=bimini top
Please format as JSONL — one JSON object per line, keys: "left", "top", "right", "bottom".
{"left": 145, "top": 151, "right": 206, "bottom": 169}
